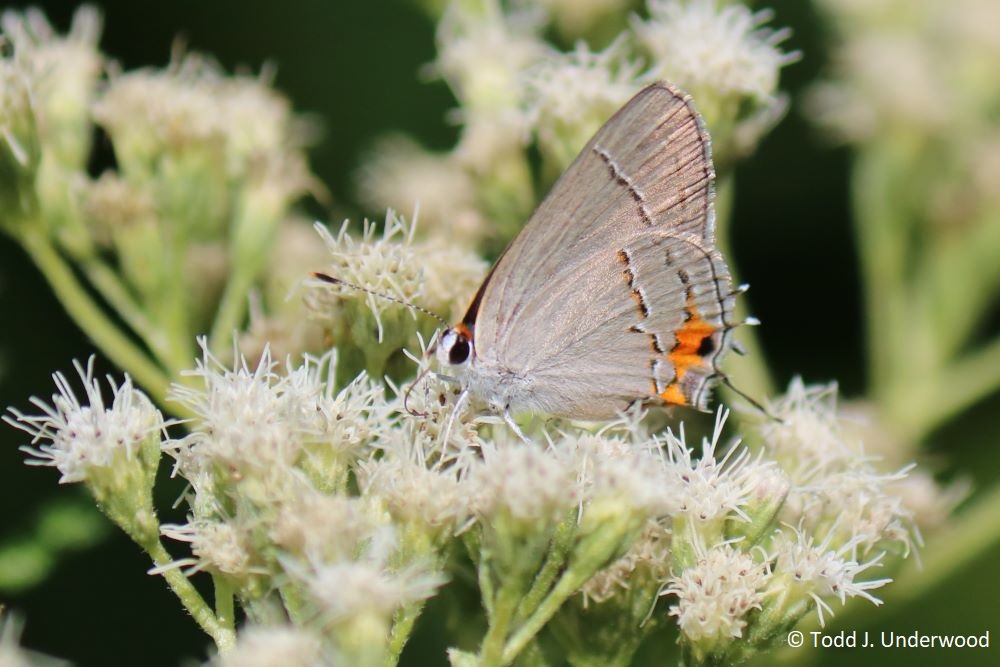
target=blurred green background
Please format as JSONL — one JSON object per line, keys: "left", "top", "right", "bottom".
{"left": 0, "top": 1, "right": 996, "bottom": 665}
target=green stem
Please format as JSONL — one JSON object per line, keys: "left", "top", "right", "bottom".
{"left": 386, "top": 602, "right": 424, "bottom": 667}
{"left": 515, "top": 515, "right": 576, "bottom": 623}
{"left": 77, "top": 254, "right": 175, "bottom": 368}
{"left": 19, "top": 228, "right": 173, "bottom": 405}
{"left": 159, "top": 226, "right": 195, "bottom": 378}
{"left": 464, "top": 532, "right": 493, "bottom": 619}
{"left": 279, "top": 583, "right": 311, "bottom": 625}
{"left": 146, "top": 539, "right": 236, "bottom": 652}
{"left": 164, "top": 289, "right": 194, "bottom": 379}
{"left": 480, "top": 583, "right": 520, "bottom": 667}
{"left": 207, "top": 269, "right": 253, "bottom": 359}
{"left": 501, "top": 521, "right": 633, "bottom": 665}
{"left": 889, "top": 333, "right": 1000, "bottom": 442}
{"left": 851, "top": 142, "right": 917, "bottom": 405}
{"left": 502, "top": 568, "right": 585, "bottom": 667}
{"left": 212, "top": 574, "right": 236, "bottom": 637}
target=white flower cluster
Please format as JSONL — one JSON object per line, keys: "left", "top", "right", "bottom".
{"left": 92, "top": 54, "right": 308, "bottom": 189}
{"left": 761, "top": 380, "right": 918, "bottom": 555}
{"left": 306, "top": 211, "right": 486, "bottom": 337}
{"left": 5, "top": 342, "right": 931, "bottom": 665}
{"left": 357, "top": 0, "right": 798, "bottom": 248}
{"left": 4, "top": 358, "right": 164, "bottom": 485}
{"left": 666, "top": 543, "right": 769, "bottom": 641}
{"left": 5, "top": 80, "right": 940, "bottom": 664}
{"left": 634, "top": 0, "right": 794, "bottom": 106}
{"left": 808, "top": 0, "right": 1000, "bottom": 140}
{"left": 0, "top": 7, "right": 102, "bottom": 170}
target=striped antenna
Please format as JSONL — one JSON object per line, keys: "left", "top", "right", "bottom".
{"left": 313, "top": 273, "right": 447, "bottom": 418}
{"left": 311, "top": 272, "right": 450, "bottom": 327}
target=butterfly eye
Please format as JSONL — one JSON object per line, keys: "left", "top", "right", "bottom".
{"left": 448, "top": 335, "right": 471, "bottom": 365}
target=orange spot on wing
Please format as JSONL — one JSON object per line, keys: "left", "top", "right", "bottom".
{"left": 660, "top": 383, "right": 688, "bottom": 406}
{"left": 657, "top": 298, "right": 717, "bottom": 407}
{"left": 668, "top": 305, "right": 716, "bottom": 382}
{"left": 455, "top": 323, "right": 473, "bottom": 339}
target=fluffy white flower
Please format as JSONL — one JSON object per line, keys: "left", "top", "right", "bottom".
{"left": 5, "top": 358, "right": 164, "bottom": 484}
{"left": 158, "top": 517, "right": 257, "bottom": 578}
{"left": 469, "top": 443, "right": 581, "bottom": 523}
{"left": 770, "top": 528, "right": 892, "bottom": 626}
{"left": 208, "top": 624, "right": 325, "bottom": 667}
{"left": 433, "top": 0, "right": 547, "bottom": 111}
{"left": 1, "top": 6, "right": 102, "bottom": 167}
{"left": 166, "top": 343, "right": 313, "bottom": 477}
{"left": 665, "top": 542, "right": 770, "bottom": 641}
{"left": 522, "top": 38, "right": 643, "bottom": 169}
{"left": 355, "top": 136, "right": 488, "bottom": 246}
{"left": 284, "top": 534, "right": 446, "bottom": 624}
{"left": 660, "top": 410, "right": 777, "bottom": 523}
{"left": 634, "top": 0, "right": 795, "bottom": 103}
{"left": 762, "top": 380, "right": 918, "bottom": 554}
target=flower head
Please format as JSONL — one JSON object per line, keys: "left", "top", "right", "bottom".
{"left": 633, "top": 0, "right": 797, "bottom": 158}
{"left": 522, "top": 38, "right": 642, "bottom": 172}
{"left": 807, "top": 0, "right": 1000, "bottom": 140}
{"left": 306, "top": 214, "right": 423, "bottom": 342}
{"left": 284, "top": 533, "right": 446, "bottom": 625}
{"left": 358, "top": 450, "right": 472, "bottom": 540}
{"left": 158, "top": 517, "right": 258, "bottom": 579}
{"left": 582, "top": 520, "right": 671, "bottom": 604}
{"left": 660, "top": 411, "right": 781, "bottom": 527}
{"left": 305, "top": 212, "right": 486, "bottom": 382}
{"left": 92, "top": 53, "right": 310, "bottom": 253}
{"left": 92, "top": 53, "right": 302, "bottom": 180}
{"left": 470, "top": 443, "right": 580, "bottom": 524}
{"left": 531, "top": 0, "right": 635, "bottom": 40}
{"left": 1, "top": 6, "right": 102, "bottom": 169}
{"left": 166, "top": 341, "right": 389, "bottom": 497}
{"left": 768, "top": 528, "right": 892, "bottom": 626}
{"left": 562, "top": 431, "right": 673, "bottom": 518}
{"left": 634, "top": 0, "right": 793, "bottom": 105}
{"left": 166, "top": 344, "right": 312, "bottom": 479}
{"left": 761, "top": 380, "right": 919, "bottom": 555}
{"left": 665, "top": 542, "right": 770, "bottom": 643}
{"left": 268, "top": 488, "right": 374, "bottom": 560}
{"left": 208, "top": 625, "right": 325, "bottom": 667}
{"left": 355, "top": 136, "right": 487, "bottom": 245}
{"left": 433, "top": 0, "right": 547, "bottom": 113}
{"left": 5, "top": 357, "right": 163, "bottom": 485}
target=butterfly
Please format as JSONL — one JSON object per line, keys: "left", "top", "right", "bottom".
{"left": 429, "top": 82, "right": 752, "bottom": 433}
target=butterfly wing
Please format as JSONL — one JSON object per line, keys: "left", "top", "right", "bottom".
{"left": 469, "top": 82, "right": 736, "bottom": 418}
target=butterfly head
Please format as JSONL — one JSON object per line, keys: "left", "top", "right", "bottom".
{"left": 436, "top": 324, "right": 475, "bottom": 368}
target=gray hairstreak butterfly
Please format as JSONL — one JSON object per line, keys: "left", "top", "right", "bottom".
{"left": 318, "top": 82, "right": 756, "bottom": 433}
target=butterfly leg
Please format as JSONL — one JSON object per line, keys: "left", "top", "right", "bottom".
{"left": 503, "top": 407, "right": 530, "bottom": 443}
{"left": 440, "top": 387, "right": 470, "bottom": 457}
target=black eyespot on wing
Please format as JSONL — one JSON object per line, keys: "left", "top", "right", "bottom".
{"left": 449, "top": 336, "right": 471, "bottom": 365}
{"left": 696, "top": 335, "right": 716, "bottom": 357}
